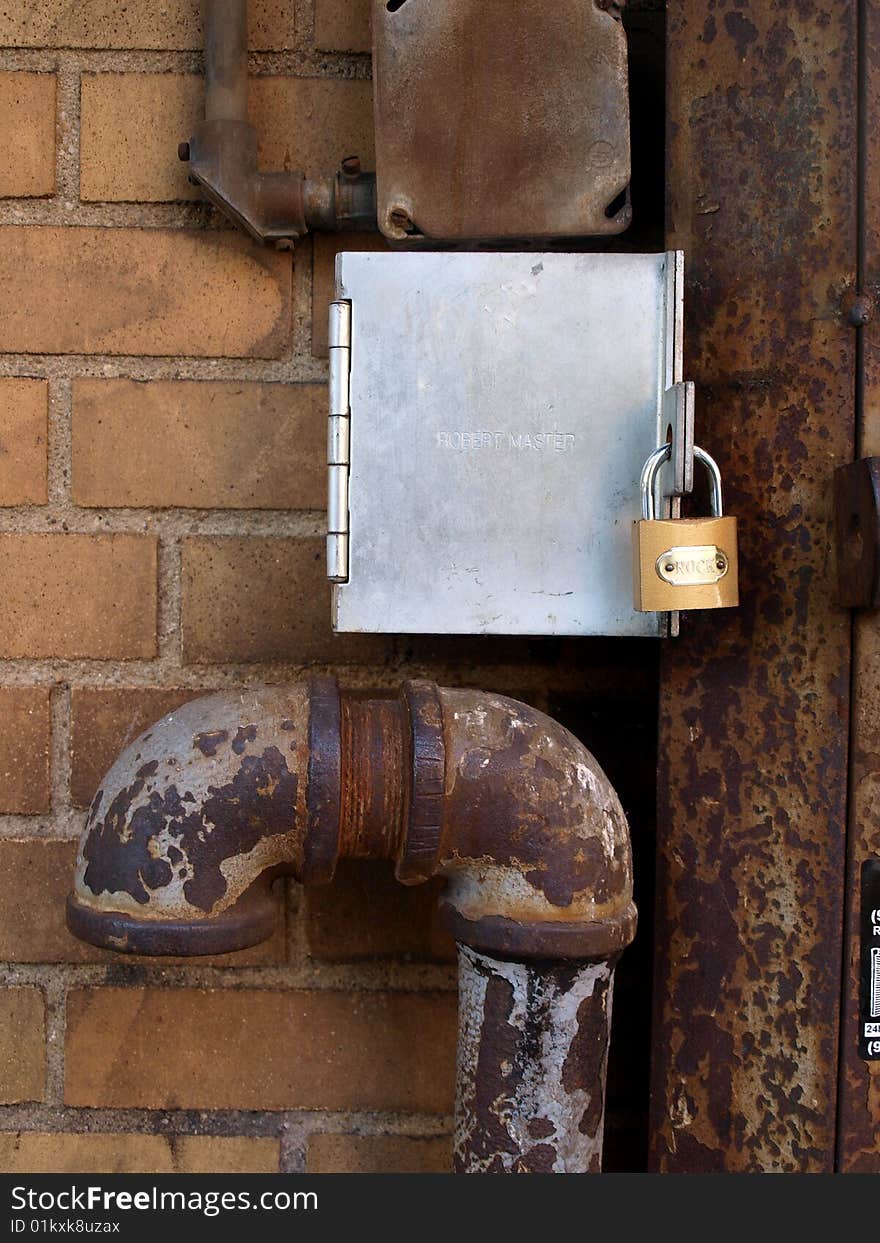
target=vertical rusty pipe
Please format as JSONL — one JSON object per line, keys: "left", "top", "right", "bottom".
{"left": 203, "top": 0, "right": 248, "bottom": 123}
{"left": 455, "top": 946, "right": 615, "bottom": 1173}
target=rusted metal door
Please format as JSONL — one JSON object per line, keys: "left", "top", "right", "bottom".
{"left": 650, "top": 2, "right": 859, "bottom": 1170}
{"left": 837, "top": 0, "right": 880, "bottom": 1174}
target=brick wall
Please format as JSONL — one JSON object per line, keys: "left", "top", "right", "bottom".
{"left": 0, "top": 0, "right": 660, "bottom": 1174}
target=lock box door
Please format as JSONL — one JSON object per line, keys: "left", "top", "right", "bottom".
{"left": 331, "top": 250, "right": 683, "bottom": 639}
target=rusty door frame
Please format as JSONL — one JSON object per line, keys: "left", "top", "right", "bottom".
{"left": 651, "top": 2, "right": 859, "bottom": 1171}
{"left": 836, "top": 0, "right": 880, "bottom": 1173}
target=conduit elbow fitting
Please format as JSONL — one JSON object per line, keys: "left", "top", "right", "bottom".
{"left": 67, "top": 679, "right": 636, "bottom": 962}
{"left": 182, "top": 124, "right": 377, "bottom": 246}
{"left": 184, "top": 121, "right": 308, "bottom": 245}
{"left": 413, "top": 684, "right": 637, "bottom": 960}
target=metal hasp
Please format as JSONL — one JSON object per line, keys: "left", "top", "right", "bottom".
{"left": 180, "top": 0, "right": 376, "bottom": 244}
{"left": 372, "top": 0, "right": 632, "bottom": 244}
{"left": 65, "top": 679, "right": 636, "bottom": 1173}
{"left": 331, "top": 249, "right": 691, "bottom": 637}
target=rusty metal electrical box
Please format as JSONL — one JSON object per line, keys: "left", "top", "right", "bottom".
{"left": 327, "top": 250, "right": 688, "bottom": 638}
{"left": 371, "top": 0, "right": 632, "bottom": 244}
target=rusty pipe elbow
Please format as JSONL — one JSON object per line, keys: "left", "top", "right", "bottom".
{"left": 398, "top": 685, "right": 637, "bottom": 960}
{"left": 65, "top": 682, "right": 333, "bottom": 955}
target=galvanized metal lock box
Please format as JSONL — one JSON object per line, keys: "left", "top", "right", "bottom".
{"left": 328, "top": 250, "right": 688, "bottom": 638}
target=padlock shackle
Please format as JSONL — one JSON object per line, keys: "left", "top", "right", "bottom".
{"left": 641, "top": 443, "right": 723, "bottom": 521}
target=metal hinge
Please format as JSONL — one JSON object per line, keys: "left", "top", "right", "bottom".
{"left": 327, "top": 300, "right": 352, "bottom": 582}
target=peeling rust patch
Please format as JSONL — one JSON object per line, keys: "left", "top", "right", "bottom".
{"left": 469, "top": 973, "right": 523, "bottom": 1169}
{"left": 193, "top": 730, "right": 228, "bottom": 757}
{"left": 82, "top": 744, "right": 298, "bottom": 912}
{"left": 563, "top": 981, "right": 612, "bottom": 1139}
{"left": 232, "top": 724, "right": 257, "bottom": 755}
{"left": 455, "top": 945, "right": 614, "bottom": 1173}
{"left": 82, "top": 768, "right": 174, "bottom": 905}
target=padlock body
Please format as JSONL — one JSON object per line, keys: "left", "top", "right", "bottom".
{"left": 632, "top": 516, "right": 739, "bottom": 611}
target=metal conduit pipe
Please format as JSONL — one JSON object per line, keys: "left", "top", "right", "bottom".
{"left": 66, "top": 678, "right": 636, "bottom": 1173}
{"left": 204, "top": 0, "right": 248, "bottom": 123}
{"left": 179, "top": 0, "right": 376, "bottom": 245}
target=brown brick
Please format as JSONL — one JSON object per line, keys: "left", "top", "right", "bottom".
{"left": 65, "top": 987, "right": 456, "bottom": 1112}
{"left": 82, "top": 75, "right": 374, "bottom": 203}
{"left": 72, "top": 380, "right": 325, "bottom": 510}
{"left": 306, "top": 862, "right": 454, "bottom": 963}
{"left": 0, "top": 3, "right": 294, "bottom": 50}
{"left": 0, "top": 379, "right": 48, "bottom": 505}
{"left": 312, "top": 233, "right": 390, "bottom": 356}
{"left": 0, "top": 228, "right": 290, "bottom": 359}
{"left": 307, "top": 1133, "right": 451, "bottom": 1174}
{"left": 0, "top": 989, "right": 45, "bottom": 1104}
{"left": 172, "top": 1136, "right": 280, "bottom": 1173}
{"left": 182, "top": 537, "right": 391, "bottom": 665}
{"left": 0, "top": 1133, "right": 279, "bottom": 1173}
{"left": 315, "top": 0, "right": 371, "bottom": 52}
{"left": 0, "top": 687, "right": 50, "bottom": 814}
{"left": 0, "top": 839, "right": 285, "bottom": 966}
{"left": 0, "top": 840, "right": 88, "bottom": 962}
{"left": 71, "top": 687, "right": 205, "bottom": 809}
{"left": 0, "top": 73, "right": 55, "bottom": 198}
{"left": 0, "top": 535, "right": 156, "bottom": 660}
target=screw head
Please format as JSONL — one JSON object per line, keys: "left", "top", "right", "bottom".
{"left": 178, "top": 141, "right": 191, "bottom": 162}
{"left": 389, "top": 206, "right": 413, "bottom": 232}
{"left": 848, "top": 294, "right": 873, "bottom": 328}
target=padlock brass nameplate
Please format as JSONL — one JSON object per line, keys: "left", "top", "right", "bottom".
{"left": 655, "top": 545, "right": 729, "bottom": 587}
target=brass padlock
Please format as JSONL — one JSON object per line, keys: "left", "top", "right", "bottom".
{"left": 633, "top": 443, "right": 739, "bottom": 612}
